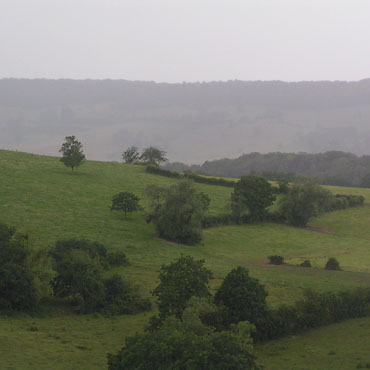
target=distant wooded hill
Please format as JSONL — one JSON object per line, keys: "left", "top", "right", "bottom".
{"left": 164, "top": 151, "right": 370, "bottom": 187}
{"left": 1, "top": 78, "right": 370, "bottom": 163}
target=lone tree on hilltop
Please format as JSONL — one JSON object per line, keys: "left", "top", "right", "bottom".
{"left": 59, "top": 135, "right": 85, "bottom": 172}
{"left": 140, "top": 146, "right": 167, "bottom": 166}
{"left": 110, "top": 192, "right": 141, "bottom": 218}
{"left": 122, "top": 146, "right": 140, "bottom": 164}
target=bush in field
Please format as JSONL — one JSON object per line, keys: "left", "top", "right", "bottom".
{"left": 268, "top": 255, "right": 284, "bottom": 265}
{"left": 214, "top": 266, "right": 268, "bottom": 329}
{"left": 325, "top": 257, "right": 341, "bottom": 271}
{"left": 107, "top": 251, "right": 129, "bottom": 267}
{"left": 231, "top": 175, "right": 276, "bottom": 222}
{"left": 300, "top": 260, "right": 312, "bottom": 268}
{"left": 104, "top": 274, "right": 151, "bottom": 314}
{"left": 51, "top": 239, "right": 145, "bottom": 314}
{"left": 0, "top": 223, "right": 54, "bottom": 311}
{"left": 51, "top": 239, "right": 128, "bottom": 270}
{"left": 108, "top": 300, "right": 261, "bottom": 370}
{"left": 145, "top": 180, "right": 209, "bottom": 245}
{"left": 278, "top": 179, "right": 333, "bottom": 227}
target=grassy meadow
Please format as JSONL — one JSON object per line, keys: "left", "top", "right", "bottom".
{"left": 1, "top": 149, "right": 370, "bottom": 369}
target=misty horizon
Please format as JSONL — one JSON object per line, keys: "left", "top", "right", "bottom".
{"left": 1, "top": 78, "right": 370, "bottom": 163}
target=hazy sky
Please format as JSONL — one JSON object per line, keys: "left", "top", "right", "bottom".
{"left": 1, "top": 0, "right": 369, "bottom": 82}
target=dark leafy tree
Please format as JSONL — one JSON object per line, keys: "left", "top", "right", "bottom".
{"left": 110, "top": 192, "right": 141, "bottom": 218}
{"left": 140, "top": 146, "right": 167, "bottom": 165}
{"left": 278, "top": 179, "right": 333, "bottom": 227}
{"left": 104, "top": 274, "right": 151, "bottom": 314}
{"left": 51, "top": 247, "right": 106, "bottom": 313}
{"left": 268, "top": 255, "right": 284, "bottom": 265}
{"left": 325, "top": 257, "right": 341, "bottom": 271}
{"left": 59, "top": 135, "right": 85, "bottom": 172}
{"left": 51, "top": 240, "right": 147, "bottom": 314}
{"left": 122, "top": 146, "right": 140, "bottom": 164}
{"left": 231, "top": 175, "right": 276, "bottom": 221}
{"left": 108, "top": 300, "right": 260, "bottom": 370}
{"left": 214, "top": 266, "right": 268, "bottom": 329}
{"left": 300, "top": 260, "right": 312, "bottom": 268}
{"left": 0, "top": 223, "right": 53, "bottom": 310}
{"left": 146, "top": 180, "right": 209, "bottom": 244}
{"left": 152, "top": 255, "right": 213, "bottom": 322}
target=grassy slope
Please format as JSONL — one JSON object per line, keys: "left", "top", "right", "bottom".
{"left": 257, "top": 316, "right": 370, "bottom": 369}
{"left": 1, "top": 150, "right": 370, "bottom": 369}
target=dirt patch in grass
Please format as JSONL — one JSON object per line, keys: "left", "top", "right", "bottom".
{"left": 255, "top": 260, "right": 290, "bottom": 269}
{"left": 306, "top": 226, "right": 335, "bottom": 235}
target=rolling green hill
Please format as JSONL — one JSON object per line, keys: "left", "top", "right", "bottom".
{"left": 1, "top": 149, "right": 370, "bottom": 369}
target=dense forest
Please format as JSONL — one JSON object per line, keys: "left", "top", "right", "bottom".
{"left": 164, "top": 151, "right": 370, "bottom": 187}
{"left": 1, "top": 79, "right": 370, "bottom": 163}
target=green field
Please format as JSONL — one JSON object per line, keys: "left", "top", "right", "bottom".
{"left": 1, "top": 150, "right": 370, "bottom": 369}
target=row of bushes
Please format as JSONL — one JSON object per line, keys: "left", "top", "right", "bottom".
{"left": 202, "top": 195, "right": 364, "bottom": 230}
{"left": 324, "top": 194, "right": 365, "bottom": 211}
{"left": 145, "top": 164, "right": 182, "bottom": 179}
{"left": 255, "top": 287, "right": 370, "bottom": 342}
{"left": 0, "top": 223, "right": 151, "bottom": 315}
{"left": 51, "top": 239, "right": 151, "bottom": 314}
{"left": 201, "top": 212, "right": 285, "bottom": 229}
{"left": 145, "top": 165, "right": 235, "bottom": 187}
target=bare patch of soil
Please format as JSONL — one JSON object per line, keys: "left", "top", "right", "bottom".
{"left": 255, "top": 260, "right": 289, "bottom": 269}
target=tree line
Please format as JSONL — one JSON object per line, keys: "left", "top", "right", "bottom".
{"left": 165, "top": 151, "right": 370, "bottom": 187}
{"left": 111, "top": 175, "right": 364, "bottom": 246}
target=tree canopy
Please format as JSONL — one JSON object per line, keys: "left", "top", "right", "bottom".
{"left": 108, "top": 299, "right": 260, "bottom": 370}
{"left": 278, "top": 179, "right": 333, "bottom": 227}
{"left": 152, "top": 255, "right": 213, "bottom": 322}
{"left": 110, "top": 192, "right": 141, "bottom": 218}
{"left": 214, "top": 266, "right": 268, "bottom": 328}
{"left": 122, "top": 146, "right": 140, "bottom": 164}
{"left": 0, "top": 223, "right": 54, "bottom": 310}
{"left": 140, "top": 146, "right": 167, "bottom": 165}
{"left": 145, "top": 180, "right": 209, "bottom": 244}
{"left": 231, "top": 175, "right": 276, "bottom": 221}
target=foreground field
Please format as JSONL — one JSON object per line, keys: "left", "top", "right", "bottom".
{"left": 257, "top": 316, "right": 370, "bottom": 369}
{"left": 1, "top": 150, "right": 370, "bottom": 369}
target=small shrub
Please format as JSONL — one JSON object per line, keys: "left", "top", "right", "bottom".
{"left": 300, "top": 260, "right": 312, "bottom": 268}
{"left": 107, "top": 251, "right": 129, "bottom": 267}
{"left": 325, "top": 257, "right": 341, "bottom": 271}
{"left": 268, "top": 255, "right": 284, "bottom": 265}
{"left": 104, "top": 274, "right": 151, "bottom": 314}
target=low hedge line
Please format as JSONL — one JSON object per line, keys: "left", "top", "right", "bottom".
{"left": 254, "top": 287, "right": 370, "bottom": 342}
{"left": 183, "top": 172, "right": 235, "bottom": 187}
{"left": 145, "top": 165, "right": 182, "bottom": 179}
{"left": 145, "top": 165, "right": 235, "bottom": 187}
{"left": 324, "top": 194, "right": 365, "bottom": 211}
